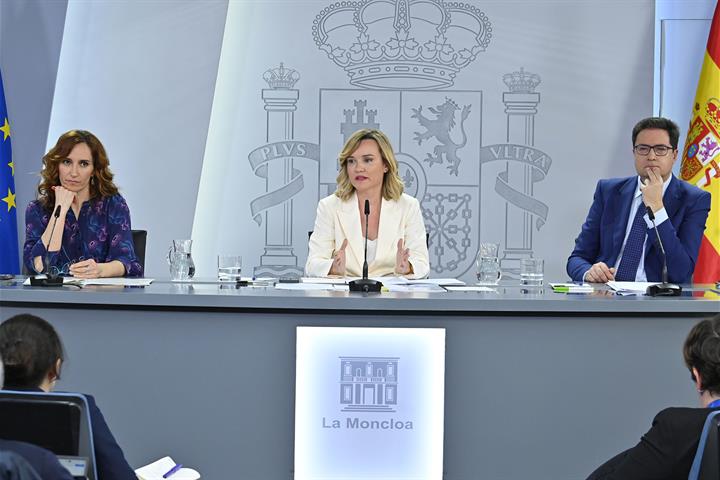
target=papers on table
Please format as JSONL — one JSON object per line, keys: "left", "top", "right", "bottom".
{"left": 135, "top": 456, "right": 200, "bottom": 480}
{"left": 301, "top": 276, "right": 347, "bottom": 284}
{"left": 278, "top": 277, "right": 466, "bottom": 292}
{"left": 549, "top": 283, "right": 594, "bottom": 294}
{"left": 445, "top": 286, "right": 497, "bottom": 292}
{"left": 607, "top": 281, "right": 655, "bottom": 295}
{"left": 23, "top": 276, "right": 154, "bottom": 287}
{"left": 384, "top": 283, "right": 447, "bottom": 293}
{"left": 275, "top": 282, "right": 348, "bottom": 291}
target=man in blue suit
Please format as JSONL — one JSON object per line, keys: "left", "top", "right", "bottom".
{"left": 567, "top": 117, "right": 711, "bottom": 284}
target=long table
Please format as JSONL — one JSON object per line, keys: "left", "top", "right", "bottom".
{"left": 1, "top": 280, "right": 718, "bottom": 479}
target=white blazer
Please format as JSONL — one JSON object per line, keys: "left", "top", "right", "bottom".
{"left": 305, "top": 192, "right": 430, "bottom": 278}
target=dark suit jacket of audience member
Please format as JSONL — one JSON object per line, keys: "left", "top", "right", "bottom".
{"left": 0, "top": 439, "right": 73, "bottom": 480}
{"left": 8, "top": 388, "right": 136, "bottom": 480}
{"left": 587, "top": 406, "right": 720, "bottom": 480}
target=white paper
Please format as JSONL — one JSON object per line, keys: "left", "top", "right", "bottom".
{"left": 445, "top": 286, "right": 497, "bottom": 292}
{"left": 83, "top": 278, "right": 154, "bottom": 286}
{"left": 406, "top": 278, "right": 465, "bottom": 286}
{"left": 607, "top": 281, "right": 654, "bottom": 294}
{"left": 275, "top": 282, "right": 338, "bottom": 291}
{"left": 301, "top": 277, "right": 348, "bottom": 284}
{"left": 135, "top": 456, "right": 200, "bottom": 480}
{"left": 23, "top": 277, "right": 153, "bottom": 287}
{"left": 385, "top": 283, "right": 446, "bottom": 292}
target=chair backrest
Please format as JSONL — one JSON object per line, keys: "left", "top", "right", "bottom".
{"left": 131, "top": 229, "right": 147, "bottom": 272}
{"left": 689, "top": 410, "right": 720, "bottom": 480}
{"left": 0, "top": 391, "right": 98, "bottom": 480}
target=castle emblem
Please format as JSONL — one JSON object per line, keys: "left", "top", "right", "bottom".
{"left": 339, "top": 357, "right": 398, "bottom": 412}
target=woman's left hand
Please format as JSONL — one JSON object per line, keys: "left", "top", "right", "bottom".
{"left": 69, "top": 258, "right": 103, "bottom": 279}
{"left": 395, "top": 238, "right": 411, "bottom": 275}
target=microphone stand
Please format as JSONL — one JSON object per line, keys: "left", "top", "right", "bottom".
{"left": 30, "top": 205, "right": 64, "bottom": 287}
{"left": 349, "top": 199, "right": 383, "bottom": 293}
{"left": 644, "top": 205, "right": 682, "bottom": 296}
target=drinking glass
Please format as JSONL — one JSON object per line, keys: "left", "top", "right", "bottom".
{"left": 476, "top": 242, "right": 502, "bottom": 285}
{"left": 520, "top": 258, "right": 544, "bottom": 286}
{"left": 217, "top": 255, "right": 242, "bottom": 282}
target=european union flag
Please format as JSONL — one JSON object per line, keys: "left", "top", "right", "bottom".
{"left": 0, "top": 69, "right": 19, "bottom": 274}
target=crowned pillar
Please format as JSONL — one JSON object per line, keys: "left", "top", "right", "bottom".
{"left": 500, "top": 68, "right": 541, "bottom": 276}
{"left": 255, "top": 63, "right": 303, "bottom": 277}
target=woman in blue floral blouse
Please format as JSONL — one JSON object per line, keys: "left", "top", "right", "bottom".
{"left": 23, "top": 130, "right": 142, "bottom": 278}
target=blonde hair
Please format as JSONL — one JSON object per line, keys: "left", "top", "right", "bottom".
{"left": 335, "top": 129, "right": 404, "bottom": 201}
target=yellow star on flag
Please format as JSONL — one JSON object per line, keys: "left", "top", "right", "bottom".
{"left": 2, "top": 187, "right": 15, "bottom": 212}
{"left": 0, "top": 118, "right": 9, "bottom": 141}
{"left": 8, "top": 160, "right": 14, "bottom": 176}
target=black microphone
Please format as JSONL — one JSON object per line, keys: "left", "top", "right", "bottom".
{"left": 645, "top": 205, "right": 681, "bottom": 296}
{"left": 362, "top": 199, "right": 370, "bottom": 279}
{"left": 349, "top": 199, "right": 383, "bottom": 293}
{"left": 30, "top": 205, "right": 64, "bottom": 287}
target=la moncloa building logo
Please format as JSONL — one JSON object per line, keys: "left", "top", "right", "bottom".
{"left": 339, "top": 357, "right": 399, "bottom": 413}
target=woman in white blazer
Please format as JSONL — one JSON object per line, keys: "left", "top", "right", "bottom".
{"left": 306, "top": 129, "right": 430, "bottom": 278}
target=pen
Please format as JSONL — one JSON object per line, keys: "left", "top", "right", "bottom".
{"left": 162, "top": 463, "right": 182, "bottom": 478}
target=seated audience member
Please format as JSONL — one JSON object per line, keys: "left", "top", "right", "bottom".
{"left": 0, "top": 357, "right": 73, "bottom": 480}
{"left": 567, "top": 117, "right": 711, "bottom": 284}
{"left": 0, "top": 451, "right": 43, "bottom": 480}
{"left": 0, "top": 314, "right": 136, "bottom": 480}
{"left": 586, "top": 313, "right": 720, "bottom": 479}
{"left": 305, "top": 128, "right": 430, "bottom": 278}
{"left": 23, "top": 130, "right": 142, "bottom": 278}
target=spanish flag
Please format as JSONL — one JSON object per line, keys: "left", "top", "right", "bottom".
{"left": 681, "top": 2, "right": 720, "bottom": 283}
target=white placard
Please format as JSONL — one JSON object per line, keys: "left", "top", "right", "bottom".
{"left": 295, "top": 326, "right": 446, "bottom": 480}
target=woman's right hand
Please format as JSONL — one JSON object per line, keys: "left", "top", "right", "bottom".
{"left": 53, "top": 186, "right": 75, "bottom": 213}
{"left": 328, "top": 239, "right": 348, "bottom": 276}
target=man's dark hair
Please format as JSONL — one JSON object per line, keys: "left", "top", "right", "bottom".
{"left": 631, "top": 117, "right": 680, "bottom": 150}
{"left": 683, "top": 314, "right": 720, "bottom": 396}
{"left": 0, "top": 314, "right": 64, "bottom": 389}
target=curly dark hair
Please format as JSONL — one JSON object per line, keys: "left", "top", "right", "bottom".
{"left": 0, "top": 314, "right": 65, "bottom": 389}
{"left": 683, "top": 314, "right": 720, "bottom": 395}
{"left": 37, "top": 130, "right": 119, "bottom": 210}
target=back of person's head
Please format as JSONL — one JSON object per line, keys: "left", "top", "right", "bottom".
{"left": 0, "top": 315, "right": 64, "bottom": 390}
{"left": 631, "top": 116, "right": 680, "bottom": 150}
{"left": 683, "top": 314, "right": 720, "bottom": 395}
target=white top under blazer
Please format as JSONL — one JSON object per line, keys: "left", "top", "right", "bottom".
{"left": 305, "top": 191, "right": 430, "bottom": 279}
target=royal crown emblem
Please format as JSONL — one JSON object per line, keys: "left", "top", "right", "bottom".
{"left": 263, "top": 63, "right": 301, "bottom": 89}
{"left": 503, "top": 67, "right": 541, "bottom": 93}
{"left": 312, "top": 0, "right": 492, "bottom": 90}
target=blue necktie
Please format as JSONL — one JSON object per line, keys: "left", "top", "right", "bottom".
{"left": 615, "top": 204, "right": 648, "bottom": 281}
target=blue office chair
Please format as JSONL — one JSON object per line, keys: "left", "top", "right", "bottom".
{"left": 0, "top": 391, "right": 98, "bottom": 480}
{"left": 688, "top": 410, "right": 720, "bottom": 480}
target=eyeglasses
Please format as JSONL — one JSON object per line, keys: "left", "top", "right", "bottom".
{"left": 49, "top": 256, "right": 85, "bottom": 277}
{"left": 633, "top": 144, "right": 674, "bottom": 156}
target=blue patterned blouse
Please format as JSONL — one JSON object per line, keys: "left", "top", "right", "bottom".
{"left": 23, "top": 194, "right": 143, "bottom": 277}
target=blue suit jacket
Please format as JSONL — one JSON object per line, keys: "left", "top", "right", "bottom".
{"left": 0, "top": 439, "right": 73, "bottom": 480}
{"left": 567, "top": 175, "right": 711, "bottom": 283}
{"left": 6, "top": 387, "right": 136, "bottom": 480}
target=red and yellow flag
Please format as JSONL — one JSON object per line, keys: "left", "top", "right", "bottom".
{"left": 680, "top": 2, "right": 720, "bottom": 283}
